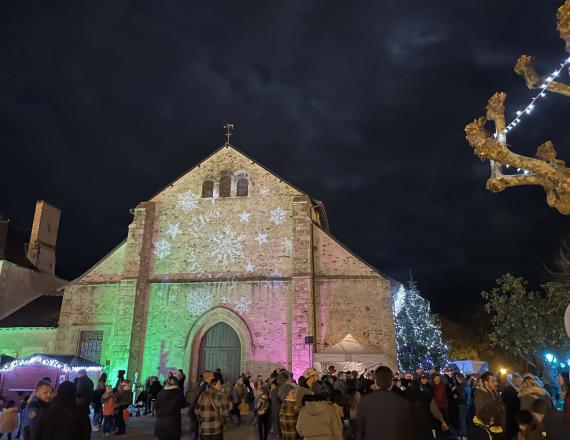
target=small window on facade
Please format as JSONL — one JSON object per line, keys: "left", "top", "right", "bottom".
{"left": 236, "top": 177, "right": 249, "bottom": 197}
{"left": 202, "top": 180, "right": 214, "bottom": 198}
{"left": 219, "top": 172, "right": 231, "bottom": 198}
{"left": 77, "top": 330, "right": 103, "bottom": 363}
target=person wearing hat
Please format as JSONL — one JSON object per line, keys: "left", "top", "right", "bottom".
{"left": 279, "top": 384, "right": 300, "bottom": 440}
{"left": 297, "top": 369, "right": 318, "bottom": 407}
{"left": 31, "top": 381, "right": 91, "bottom": 440}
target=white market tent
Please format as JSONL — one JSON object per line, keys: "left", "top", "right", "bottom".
{"left": 312, "top": 334, "right": 386, "bottom": 373}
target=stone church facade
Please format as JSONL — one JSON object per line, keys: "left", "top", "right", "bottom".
{"left": 54, "top": 144, "right": 397, "bottom": 382}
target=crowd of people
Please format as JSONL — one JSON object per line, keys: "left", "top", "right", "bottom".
{"left": 0, "top": 363, "right": 568, "bottom": 440}
{"left": 184, "top": 365, "right": 570, "bottom": 440}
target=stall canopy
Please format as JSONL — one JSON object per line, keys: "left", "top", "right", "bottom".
{"left": 313, "top": 334, "right": 386, "bottom": 373}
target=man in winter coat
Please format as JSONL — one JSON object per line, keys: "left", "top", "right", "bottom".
{"left": 356, "top": 366, "right": 412, "bottom": 440}
{"left": 22, "top": 381, "right": 52, "bottom": 440}
{"left": 74, "top": 369, "right": 94, "bottom": 414}
{"left": 114, "top": 380, "right": 133, "bottom": 435}
{"left": 474, "top": 372, "right": 506, "bottom": 430}
{"left": 31, "top": 381, "right": 90, "bottom": 440}
{"left": 531, "top": 397, "right": 570, "bottom": 440}
{"left": 154, "top": 376, "right": 187, "bottom": 440}
{"left": 296, "top": 384, "right": 342, "bottom": 440}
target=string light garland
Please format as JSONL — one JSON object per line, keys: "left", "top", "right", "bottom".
{"left": 505, "top": 55, "right": 570, "bottom": 134}
{"left": 0, "top": 355, "right": 102, "bottom": 373}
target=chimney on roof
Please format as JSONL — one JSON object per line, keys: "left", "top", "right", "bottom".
{"left": 27, "top": 201, "right": 61, "bottom": 274}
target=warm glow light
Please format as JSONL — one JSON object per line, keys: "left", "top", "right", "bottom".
{"left": 500, "top": 368, "right": 507, "bottom": 375}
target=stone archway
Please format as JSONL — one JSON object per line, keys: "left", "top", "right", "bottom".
{"left": 184, "top": 307, "right": 254, "bottom": 382}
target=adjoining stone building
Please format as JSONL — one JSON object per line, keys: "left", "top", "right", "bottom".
{"left": 4, "top": 144, "right": 399, "bottom": 383}
{"left": 0, "top": 202, "right": 66, "bottom": 357}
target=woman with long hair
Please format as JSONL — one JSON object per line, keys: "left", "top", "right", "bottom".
{"left": 195, "top": 378, "right": 229, "bottom": 440}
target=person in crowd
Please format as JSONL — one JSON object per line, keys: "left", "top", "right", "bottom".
{"left": 22, "top": 381, "right": 52, "bottom": 440}
{"left": 474, "top": 372, "right": 506, "bottom": 430}
{"left": 296, "top": 382, "right": 342, "bottom": 440}
{"left": 114, "top": 379, "right": 133, "bottom": 435}
{"left": 114, "top": 370, "right": 126, "bottom": 391}
{"left": 195, "top": 378, "right": 229, "bottom": 440}
{"left": 164, "top": 372, "right": 174, "bottom": 387}
{"left": 530, "top": 397, "right": 570, "bottom": 440}
{"left": 501, "top": 373, "right": 521, "bottom": 440}
{"left": 515, "top": 410, "right": 542, "bottom": 440}
{"left": 177, "top": 370, "right": 186, "bottom": 393}
{"left": 330, "top": 389, "right": 347, "bottom": 423}
{"left": 356, "top": 366, "right": 411, "bottom": 440}
{"left": 197, "top": 371, "right": 214, "bottom": 403}
{"left": 406, "top": 376, "right": 449, "bottom": 440}
{"left": 154, "top": 376, "right": 187, "bottom": 440}
{"left": 556, "top": 370, "right": 569, "bottom": 424}
{"left": 15, "top": 394, "right": 29, "bottom": 439}
{"left": 74, "top": 369, "right": 94, "bottom": 415}
{"left": 333, "top": 372, "right": 346, "bottom": 395}
{"left": 31, "top": 381, "right": 90, "bottom": 440}
{"left": 92, "top": 373, "right": 106, "bottom": 431}
{"left": 278, "top": 384, "right": 300, "bottom": 440}
{"left": 256, "top": 383, "right": 271, "bottom": 440}
{"left": 519, "top": 376, "right": 552, "bottom": 411}
{"left": 431, "top": 373, "right": 450, "bottom": 429}
{"left": 297, "top": 369, "right": 318, "bottom": 408}
{"left": 453, "top": 373, "right": 469, "bottom": 440}
{"left": 101, "top": 385, "right": 116, "bottom": 438}
{"left": 231, "top": 376, "right": 248, "bottom": 427}
{"left": 149, "top": 376, "right": 163, "bottom": 417}
{"left": 345, "top": 390, "right": 360, "bottom": 440}
{"left": 214, "top": 369, "right": 224, "bottom": 385}
{"left": 0, "top": 400, "right": 18, "bottom": 440}
{"left": 271, "top": 370, "right": 291, "bottom": 439}
{"left": 467, "top": 403, "right": 504, "bottom": 440}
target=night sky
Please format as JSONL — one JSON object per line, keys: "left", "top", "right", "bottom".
{"left": 1, "top": 1, "right": 569, "bottom": 315}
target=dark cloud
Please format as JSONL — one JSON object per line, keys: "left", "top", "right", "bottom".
{"left": 1, "top": 0, "right": 569, "bottom": 314}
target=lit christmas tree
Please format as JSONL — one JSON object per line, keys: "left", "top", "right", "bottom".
{"left": 393, "top": 281, "right": 449, "bottom": 371}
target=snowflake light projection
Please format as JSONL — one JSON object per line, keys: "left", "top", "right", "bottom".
{"left": 256, "top": 233, "right": 268, "bottom": 245}
{"left": 167, "top": 223, "right": 181, "bottom": 239}
{"left": 176, "top": 191, "right": 198, "bottom": 213}
{"left": 270, "top": 207, "right": 287, "bottom": 225}
{"left": 233, "top": 296, "right": 252, "bottom": 314}
{"left": 245, "top": 261, "right": 255, "bottom": 273}
{"left": 259, "top": 187, "right": 270, "bottom": 198}
{"left": 153, "top": 239, "right": 171, "bottom": 259}
{"left": 209, "top": 226, "right": 245, "bottom": 264}
{"left": 186, "top": 290, "right": 214, "bottom": 316}
{"left": 239, "top": 211, "right": 251, "bottom": 223}
{"left": 282, "top": 238, "right": 293, "bottom": 255}
{"left": 220, "top": 296, "right": 229, "bottom": 304}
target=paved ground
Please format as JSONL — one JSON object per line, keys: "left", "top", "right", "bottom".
{"left": 91, "top": 413, "right": 258, "bottom": 440}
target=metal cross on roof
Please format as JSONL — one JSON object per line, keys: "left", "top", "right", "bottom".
{"left": 224, "top": 123, "right": 235, "bottom": 143}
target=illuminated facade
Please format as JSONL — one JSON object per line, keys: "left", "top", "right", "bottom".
{"left": 54, "top": 144, "right": 398, "bottom": 382}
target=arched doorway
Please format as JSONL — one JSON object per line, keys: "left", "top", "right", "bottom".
{"left": 199, "top": 322, "right": 241, "bottom": 383}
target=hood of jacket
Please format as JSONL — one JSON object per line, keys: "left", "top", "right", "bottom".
{"left": 304, "top": 400, "right": 331, "bottom": 416}
{"left": 519, "top": 386, "right": 547, "bottom": 397}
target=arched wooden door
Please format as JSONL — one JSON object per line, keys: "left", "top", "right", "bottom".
{"left": 199, "top": 322, "right": 241, "bottom": 383}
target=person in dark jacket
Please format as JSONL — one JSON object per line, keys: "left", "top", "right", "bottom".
{"left": 22, "top": 382, "right": 52, "bottom": 440}
{"left": 114, "top": 380, "right": 133, "bottom": 435}
{"left": 501, "top": 375, "right": 521, "bottom": 440}
{"left": 453, "top": 373, "right": 469, "bottom": 440}
{"left": 149, "top": 376, "right": 163, "bottom": 416}
{"left": 31, "top": 381, "right": 90, "bottom": 440}
{"left": 74, "top": 370, "right": 94, "bottom": 415}
{"left": 531, "top": 397, "right": 570, "bottom": 440}
{"left": 356, "top": 366, "right": 412, "bottom": 440}
{"left": 154, "top": 376, "right": 187, "bottom": 440}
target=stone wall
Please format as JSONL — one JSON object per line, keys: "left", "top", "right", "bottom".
{"left": 0, "top": 260, "right": 65, "bottom": 320}
{"left": 0, "top": 327, "right": 56, "bottom": 357}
